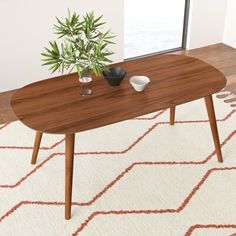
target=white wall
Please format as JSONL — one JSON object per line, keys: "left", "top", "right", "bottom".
{"left": 0, "top": 0, "right": 124, "bottom": 92}
{"left": 223, "top": 0, "right": 236, "bottom": 48}
{"left": 186, "top": 0, "right": 228, "bottom": 50}
{"left": 2, "top": 0, "right": 236, "bottom": 92}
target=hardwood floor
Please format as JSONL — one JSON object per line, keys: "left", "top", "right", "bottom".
{"left": 1, "top": 43, "right": 236, "bottom": 125}
{"left": 177, "top": 43, "right": 236, "bottom": 107}
{"left": 0, "top": 89, "right": 17, "bottom": 124}
{"left": 176, "top": 43, "right": 236, "bottom": 77}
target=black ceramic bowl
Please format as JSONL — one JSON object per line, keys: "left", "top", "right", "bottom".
{"left": 102, "top": 67, "right": 127, "bottom": 86}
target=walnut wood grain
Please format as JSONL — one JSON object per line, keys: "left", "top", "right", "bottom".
{"left": 11, "top": 54, "right": 226, "bottom": 134}
{"left": 31, "top": 131, "right": 43, "bottom": 164}
{"left": 65, "top": 133, "right": 75, "bottom": 220}
{"left": 170, "top": 107, "right": 176, "bottom": 126}
{"left": 204, "top": 95, "right": 223, "bottom": 162}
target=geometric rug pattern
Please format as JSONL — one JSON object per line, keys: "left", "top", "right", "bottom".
{"left": 0, "top": 94, "right": 236, "bottom": 236}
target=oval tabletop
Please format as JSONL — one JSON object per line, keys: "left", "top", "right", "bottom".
{"left": 11, "top": 54, "right": 226, "bottom": 134}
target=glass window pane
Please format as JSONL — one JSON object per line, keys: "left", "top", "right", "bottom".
{"left": 124, "top": 0, "right": 186, "bottom": 59}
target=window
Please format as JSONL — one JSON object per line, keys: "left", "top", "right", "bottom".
{"left": 124, "top": 0, "right": 188, "bottom": 59}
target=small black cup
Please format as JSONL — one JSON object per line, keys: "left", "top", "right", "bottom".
{"left": 102, "top": 67, "right": 127, "bottom": 86}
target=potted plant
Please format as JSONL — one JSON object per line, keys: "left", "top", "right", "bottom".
{"left": 41, "top": 10, "right": 115, "bottom": 95}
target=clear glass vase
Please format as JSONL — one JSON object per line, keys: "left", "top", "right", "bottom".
{"left": 79, "top": 74, "right": 93, "bottom": 96}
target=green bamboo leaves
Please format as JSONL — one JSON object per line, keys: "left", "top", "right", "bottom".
{"left": 41, "top": 10, "right": 115, "bottom": 77}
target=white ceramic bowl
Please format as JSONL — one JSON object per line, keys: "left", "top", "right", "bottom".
{"left": 129, "top": 76, "right": 150, "bottom": 92}
{"left": 79, "top": 76, "right": 92, "bottom": 83}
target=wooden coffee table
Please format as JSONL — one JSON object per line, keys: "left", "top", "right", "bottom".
{"left": 11, "top": 54, "right": 226, "bottom": 220}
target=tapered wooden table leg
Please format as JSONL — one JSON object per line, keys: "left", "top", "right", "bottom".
{"left": 204, "top": 95, "right": 223, "bottom": 163}
{"left": 65, "top": 133, "right": 75, "bottom": 220}
{"left": 31, "top": 131, "right": 43, "bottom": 164}
{"left": 170, "top": 107, "right": 176, "bottom": 125}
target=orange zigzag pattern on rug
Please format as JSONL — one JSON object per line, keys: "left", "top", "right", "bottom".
{"left": 0, "top": 109, "right": 235, "bottom": 150}
{"left": 0, "top": 123, "right": 235, "bottom": 234}
{"left": 0, "top": 121, "right": 235, "bottom": 189}
{"left": 71, "top": 166, "right": 236, "bottom": 235}
{"left": 0, "top": 166, "right": 236, "bottom": 236}
{"left": 0, "top": 138, "right": 65, "bottom": 150}
{"left": 184, "top": 224, "right": 236, "bottom": 236}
